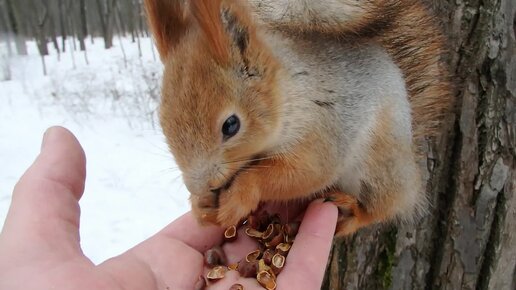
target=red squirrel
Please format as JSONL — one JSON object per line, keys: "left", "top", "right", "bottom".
{"left": 144, "top": 0, "right": 453, "bottom": 236}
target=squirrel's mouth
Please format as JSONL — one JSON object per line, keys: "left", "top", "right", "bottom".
{"left": 210, "top": 154, "right": 263, "bottom": 198}
{"left": 207, "top": 152, "right": 328, "bottom": 225}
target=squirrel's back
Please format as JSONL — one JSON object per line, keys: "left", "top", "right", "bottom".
{"left": 249, "top": 0, "right": 454, "bottom": 145}
{"left": 265, "top": 32, "right": 410, "bottom": 153}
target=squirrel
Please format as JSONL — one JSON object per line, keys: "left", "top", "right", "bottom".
{"left": 144, "top": 0, "right": 453, "bottom": 236}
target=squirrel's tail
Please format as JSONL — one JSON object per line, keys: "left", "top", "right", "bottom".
{"left": 378, "top": 0, "right": 454, "bottom": 143}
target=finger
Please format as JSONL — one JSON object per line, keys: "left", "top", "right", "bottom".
{"left": 99, "top": 235, "right": 206, "bottom": 290}
{"left": 98, "top": 212, "right": 224, "bottom": 290}
{"left": 157, "top": 212, "right": 224, "bottom": 252}
{"left": 0, "top": 127, "right": 86, "bottom": 260}
{"left": 277, "top": 200, "right": 338, "bottom": 290}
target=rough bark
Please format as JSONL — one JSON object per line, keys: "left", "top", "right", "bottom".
{"left": 323, "top": 0, "right": 515, "bottom": 289}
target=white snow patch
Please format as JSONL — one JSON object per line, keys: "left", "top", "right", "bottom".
{"left": 0, "top": 37, "right": 190, "bottom": 264}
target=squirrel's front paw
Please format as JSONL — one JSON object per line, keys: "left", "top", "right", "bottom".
{"left": 216, "top": 173, "right": 261, "bottom": 227}
{"left": 190, "top": 193, "right": 219, "bottom": 225}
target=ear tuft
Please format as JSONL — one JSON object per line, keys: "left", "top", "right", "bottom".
{"left": 190, "top": 0, "right": 231, "bottom": 64}
{"left": 221, "top": 7, "right": 250, "bottom": 56}
{"left": 144, "top": 0, "right": 187, "bottom": 61}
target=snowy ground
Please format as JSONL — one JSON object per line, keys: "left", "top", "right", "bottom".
{"left": 0, "top": 37, "right": 190, "bottom": 264}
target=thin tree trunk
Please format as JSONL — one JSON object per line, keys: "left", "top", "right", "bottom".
{"left": 5, "top": 0, "right": 27, "bottom": 55}
{"left": 115, "top": 0, "right": 126, "bottom": 37}
{"left": 63, "top": 0, "right": 80, "bottom": 65}
{"left": 138, "top": 0, "right": 146, "bottom": 37}
{"left": 65, "top": 0, "right": 77, "bottom": 52}
{"left": 48, "top": 2, "right": 59, "bottom": 55}
{"left": 79, "top": 0, "right": 87, "bottom": 51}
{"left": 0, "top": 0, "right": 13, "bottom": 57}
{"left": 32, "top": 0, "right": 50, "bottom": 75}
{"left": 128, "top": 0, "right": 136, "bottom": 43}
{"left": 96, "top": 0, "right": 116, "bottom": 49}
{"left": 58, "top": 0, "right": 67, "bottom": 52}
{"left": 323, "top": 0, "right": 515, "bottom": 289}
{"left": 33, "top": 1, "right": 49, "bottom": 56}
{"left": 113, "top": 1, "right": 127, "bottom": 67}
{"left": 136, "top": 24, "right": 142, "bottom": 58}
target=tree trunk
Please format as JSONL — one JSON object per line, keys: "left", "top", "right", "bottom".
{"left": 58, "top": 0, "right": 67, "bottom": 52}
{"left": 47, "top": 0, "right": 60, "bottom": 55}
{"left": 34, "top": 0, "right": 49, "bottom": 56}
{"left": 79, "top": 0, "right": 87, "bottom": 51}
{"left": 96, "top": 0, "right": 116, "bottom": 49}
{"left": 5, "top": 0, "right": 27, "bottom": 55}
{"left": 137, "top": 0, "right": 146, "bottom": 37}
{"left": 323, "top": 0, "right": 515, "bottom": 289}
{"left": 0, "top": 0, "right": 13, "bottom": 57}
{"left": 128, "top": 0, "right": 136, "bottom": 42}
{"left": 115, "top": 0, "right": 126, "bottom": 37}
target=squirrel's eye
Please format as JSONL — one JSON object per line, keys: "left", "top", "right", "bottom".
{"left": 222, "top": 115, "right": 240, "bottom": 140}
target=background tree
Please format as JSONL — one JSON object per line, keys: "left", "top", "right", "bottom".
{"left": 57, "top": 0, "right": 67, "bottom": 52}
{"left": 4, "top": 0, "right": 27, "bottom": 55}
{"left": 79, "top": 0, "right": 88, "bottom": 51}
{"left": 0, "top": 0, "right": 13, "bottom": 56}
{"left": 0, "top": 0, "right": 150, "bottom": 56}
{"left": 95, "top": 0, "right": 116, "bottom": 49}
{"left": 323, "top": 0, "right": 515, "bottom": 289}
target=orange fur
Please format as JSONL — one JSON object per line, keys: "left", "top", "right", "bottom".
{"left": 216, "top": 129, "right": 339, "bottom": 226}
{"left": 149, "top": 0, "right": 284, "bottom": 225}
{"left": 329, "top": 194, "right": 377, "bottom": 236}
{"left": 146, "top": 0, "right": 448, "bottom": 236}
{"left": 379, "top": 1, "right": 453, "bottom": 146}
{"left": 190, "top": 0, "right": 230, "bottom": 64}
{"left": 143, "top": 0, "right": 188, "bottom": 60}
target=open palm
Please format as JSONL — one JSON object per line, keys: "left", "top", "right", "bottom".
{"left": 0, "top": 127, "right": 337, "bottom": 290}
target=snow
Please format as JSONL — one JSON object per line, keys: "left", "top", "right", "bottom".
{"left": 0, "top": 37, "right": 190, "bottom": 264}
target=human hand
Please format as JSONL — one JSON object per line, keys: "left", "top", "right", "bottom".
{"left": 0, "top": 127, "right": 338, "bottom": 290}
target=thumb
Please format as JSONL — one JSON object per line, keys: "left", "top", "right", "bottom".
{"left": 0, "top": 126, "right": 86, "bottom": 262}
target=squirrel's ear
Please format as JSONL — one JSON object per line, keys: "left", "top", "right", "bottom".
{"left": 191, "top": 0, "right": 257, "bottom": 66}
{"left": 190, "top": 0, "right": 230, "bottom": 64}
{"left": 144, "top": 0, "right": 188, "bottom": 61}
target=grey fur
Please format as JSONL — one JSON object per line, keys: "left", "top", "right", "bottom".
{"left": 262, "top": 31, "right": 423, "bottom": 221}
{"left": 247, "top": 0, "right": 370, "bottom": 29}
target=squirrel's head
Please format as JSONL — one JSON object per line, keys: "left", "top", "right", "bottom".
{"left": 145, "top": 0, "right": 282, "bottom": 196}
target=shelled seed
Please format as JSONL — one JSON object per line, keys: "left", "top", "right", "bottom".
{"left": 224, "top": 225, "right": 237, "bottom": 242}
{"left": 206, "top": 266, "right": 227, "bottom": 281}
{"left": 230, "top": 284, "right": 244, "bottom": 290}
